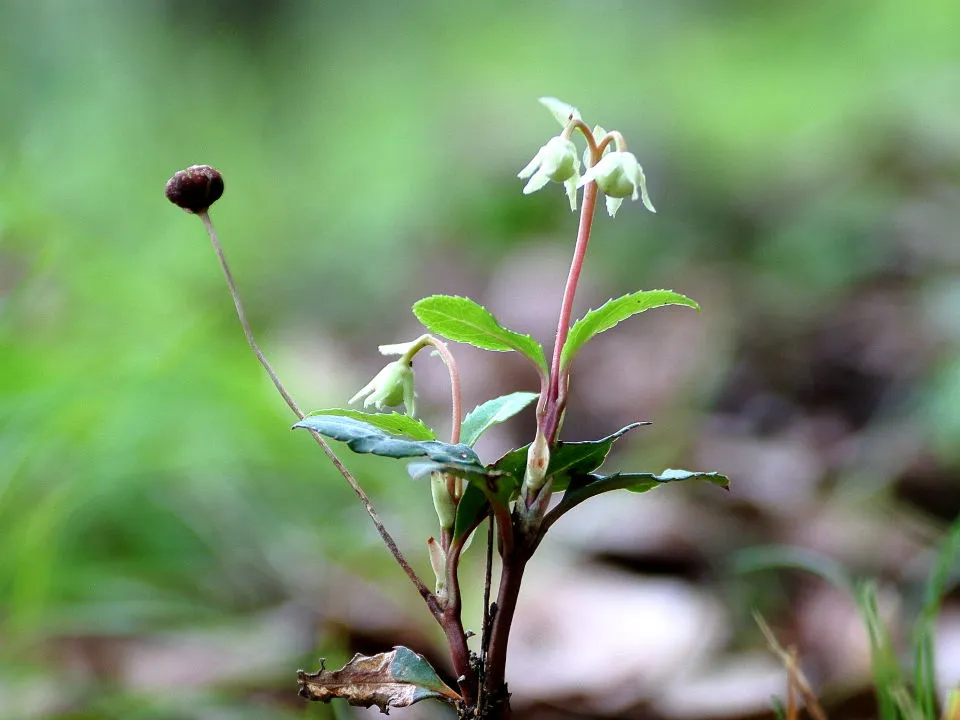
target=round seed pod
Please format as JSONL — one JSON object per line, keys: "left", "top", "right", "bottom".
{"left": 165, "top": 165, "right": 224, "bottom": 213}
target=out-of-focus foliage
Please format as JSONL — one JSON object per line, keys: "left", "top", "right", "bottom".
{"left": 1, "top": 1, "right": 959, "bottom": 718}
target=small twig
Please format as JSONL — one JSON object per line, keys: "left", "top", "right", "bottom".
{"left": 482, "top": 516, "right": 494, "bottom": 643}
{"left": 198, "top": 211, "right": 439, "bottom": 616}
{"left": 476, "top": 516, "right": 495, "bottom": 712}
{"left": 754, "top": 611, "right": 827, "bottom": 720}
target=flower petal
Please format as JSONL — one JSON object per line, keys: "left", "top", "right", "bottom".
{"left": 576, "top": 165, "right": 598, "bottom": 189}
{"left": 605, "top": 195, "right": 624, "bottom": 217}
{"left": 539, "top": 97, "right": 581, "bottom": 128}
{"left": 564, "top": 176, "right": 578, "bottom": 211}
{"left": 403, "top": 380, "right": 416, "bottom": 418}
{"left": 517, "top": 149, "right": 543, "bottom": 179}
{"left": 379, "top": 340, "right": 418, "bottom": 356}
{"left": 522, "top": 171, "right": 551, "bottom": 195}
{"left": 349, "top": 379, "right": 376, "bottom": 405}
{"left": 638, "top": 170, "right": 656, "bottom": 213}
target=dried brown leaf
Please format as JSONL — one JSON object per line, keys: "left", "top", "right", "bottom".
{"left": 298, "top": 646, "right": 460, "bottom": 714}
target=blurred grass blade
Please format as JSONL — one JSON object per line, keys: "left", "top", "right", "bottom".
{"left": 732, "top": 545, "right": 857, "bottom": 597}
{"left": 856, "top": 581, "right": 906, "bottom": 720}
{"left": 915, "top": 516, "right": 960, "bottom": 718}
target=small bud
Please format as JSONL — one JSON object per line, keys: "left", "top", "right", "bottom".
{"left": 165, "top": 165, "right": 224, "bottom": 214}
{"left": 522, "top": 429, "right": 551, "bottom": 495}
{"left": 427, "top": 537, "right": 447, "bottom": 598}
{"left": 431, "top": 473, "right": 457, "bottom": 531}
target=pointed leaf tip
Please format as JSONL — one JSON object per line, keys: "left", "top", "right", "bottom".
{"left": 560, "top": 290, "right": 700, "bottom": 370}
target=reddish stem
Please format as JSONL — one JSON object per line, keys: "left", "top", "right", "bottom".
{"left": 482, "top": 542, "right": 530, "bottom": 714}
{"left": 542, "top": 179, "right": 599, "bottom": 443}
{"left": 443, "top": 534, "right": 478, "bottom": 705}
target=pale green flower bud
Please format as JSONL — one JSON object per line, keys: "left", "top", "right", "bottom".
{"left": 431, "top": 473, "right": 457, "bottom": 531}
{"left": 427, "top": 537, "right": 447, "bottom": 598}
{"left": 577, "top": 151, "right": 655, "bottom": 217}
{"left": 348, "top": 360, "right": 416, "bottom": 415}
{"left": 522, "top": 429, "right": 551, "bottom": 495}
{"left": 518, "top": 136, "right": 581, "bottom": 211}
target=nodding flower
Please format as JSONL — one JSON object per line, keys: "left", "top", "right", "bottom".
{"left": 578, "top": 151, "right": 655, "bottom": 217}
{"left": 518, "top": 135, "right": 581, "bottom": 211}
{"left": 349, "top": 360, "right": 416, "bottom": 416}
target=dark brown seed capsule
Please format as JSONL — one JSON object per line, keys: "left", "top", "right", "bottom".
{"left": 165, "top": 165, "right": 224, "bottom": 213}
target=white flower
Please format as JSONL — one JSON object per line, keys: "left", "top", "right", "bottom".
{"left": 577, "top": 151, "right": 655, "bottom": 217}
{"left": 518, "top": 135, "right": 581, "bottom": 211}
{"left": 349, "top": 360, "right": 416, "bottom": 415}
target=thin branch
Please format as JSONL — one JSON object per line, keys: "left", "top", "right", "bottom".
{"left": 481, "top": 516, "right": 495, "bottom": 658}
{"left": 754, "top": 611, "right": 827, "bottom": 720}
{"left": 198, "top": 211, "right": 439, "bottom": 616}
{"left": 475, "top": 516, "right": 495, "bottom": 714}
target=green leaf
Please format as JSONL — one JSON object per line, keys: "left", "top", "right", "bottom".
{"left": 451, "top": 425, "right": 648, "bottom": 544}
{"left": 453, "top": 484, "right": 489, "bottom": 543}
{"left": 452, "top": 472, "right": 521, "bottom": 543}
{"left": 543, "top": 469, "right": 728, "bottom": 533}
{"left": 560, "top": 468, "right": 727, "bottom": 515}
{"left": 306, "top": 409, "right": 436, "bottom": 441}
{"left": 539, "top": 97, "right": 581, "bottom": 128}
{"left": 451, "top": 450, "right": 526, "bottom": 543}
{"left": 406, "top": 460, "right": 504, "bottom": 484}
{"left": 460, "top": 391, "right": 539, "bottom": 446}
{"left": 490, "top": 423, "right": 648, "bottom": 493}
{"left": 298, "top": 646, "right": 460, "bottom": 711}
{"left": 560, "top": 290, "right": 700, "bottom": 370}
{"left": 413, "top": 295, "right": 547, "bottom": 374}
{"left": 293, "top": 415, "right": 481, "bottom": 466}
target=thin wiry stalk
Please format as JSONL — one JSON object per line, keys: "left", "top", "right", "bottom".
{"left": 198, "top": 211, "right": 439, "bottom": 616}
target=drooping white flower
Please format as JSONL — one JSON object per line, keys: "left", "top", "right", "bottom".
{"left": 577, "top": 151, "right": 655, "bottom": 217}
{"left": 518, "top": 135, "right": 581, "bottom": 211}
{"left": 349, "top": 360, "right": 416, "bottom": 415}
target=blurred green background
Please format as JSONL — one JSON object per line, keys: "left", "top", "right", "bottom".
{"left": 2, "top": 1, "right": 959, "bottom": 718}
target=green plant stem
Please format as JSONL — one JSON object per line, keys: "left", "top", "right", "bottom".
{"left": 198, "top": 211, "right": 440, "bottom": 618}
{"left": 542, "top": 178, "right": 599, "bottom": 443}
